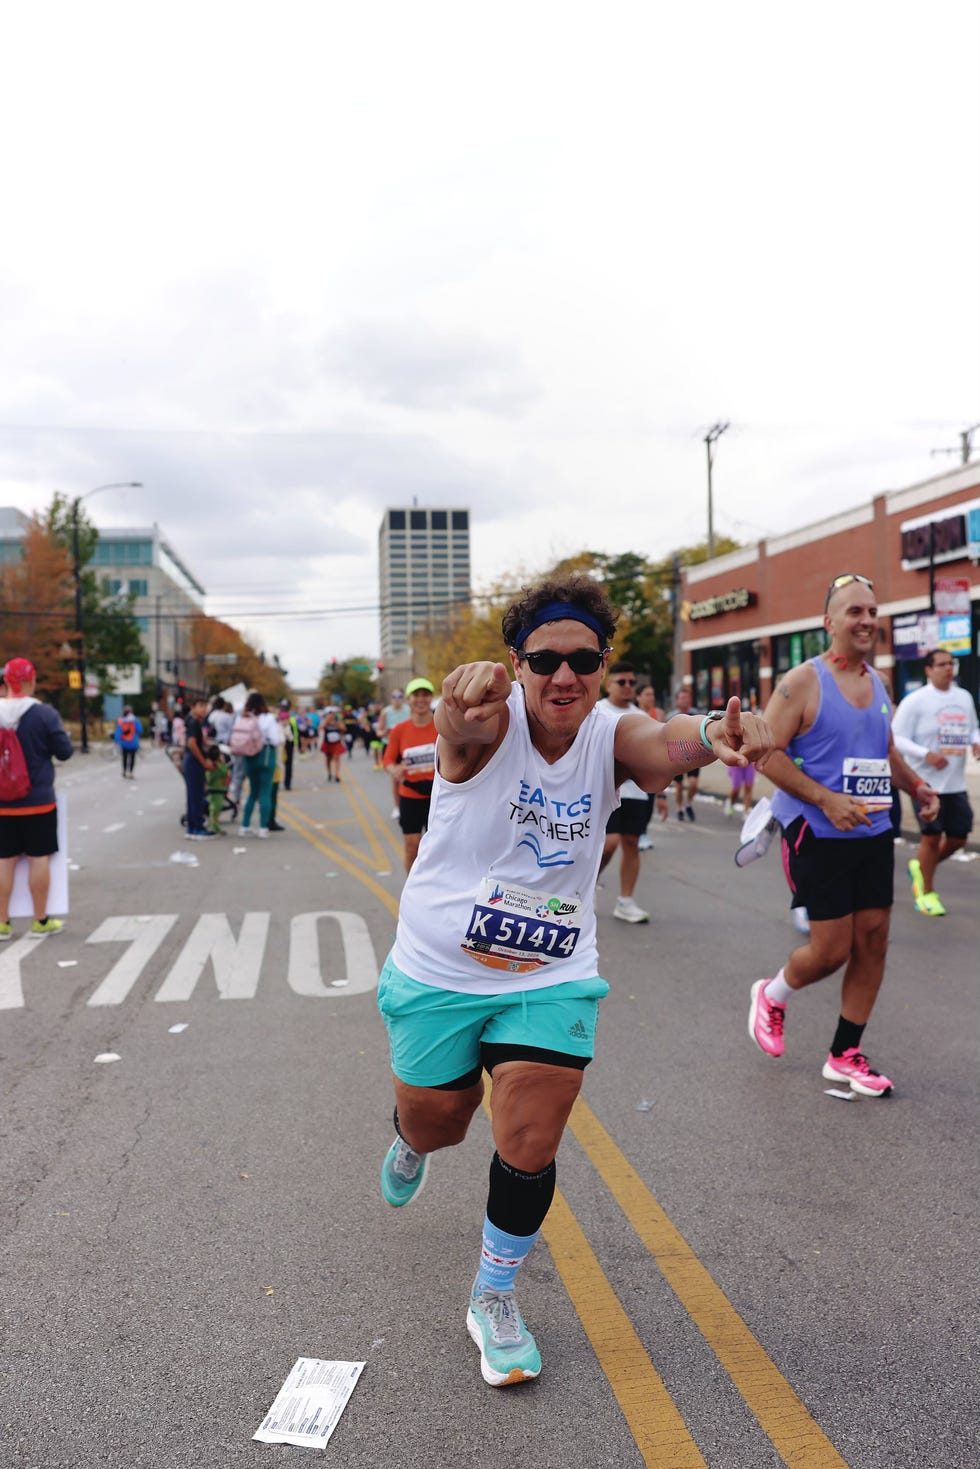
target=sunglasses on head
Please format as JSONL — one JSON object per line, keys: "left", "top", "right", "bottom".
{"left": 515, "top": 647, "right": 609, "bottom": 676}
{"left": 825, "top": 573, "right": 874, "bottom": 611}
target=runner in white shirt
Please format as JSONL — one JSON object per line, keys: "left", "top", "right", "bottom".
{"left": 892, "top": 649, "right": 980, "bottom": 916}
{"left": 376, "top": 576, "right": 773, "bottom": 1390}
{"left": 595, "top": 661, "right": 654, "bottom": 923}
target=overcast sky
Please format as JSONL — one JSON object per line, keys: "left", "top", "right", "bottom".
{"left": 2, "top": 1, "right": 978, "bottom": 686}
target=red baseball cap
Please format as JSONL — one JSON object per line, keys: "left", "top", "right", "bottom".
{"left": 3, "top": 657, "right": 36, "bottom": 693}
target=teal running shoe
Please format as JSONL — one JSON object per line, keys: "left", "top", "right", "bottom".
{"left": 380, "top": 1137, "right": 429, "bottom": 1207}
{"left": 466, "top": 1280, "right": 541, "bottom": 1386}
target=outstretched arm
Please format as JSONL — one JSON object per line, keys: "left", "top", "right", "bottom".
{"left": 614, "top": 695, "right": 774, "bottom": 792}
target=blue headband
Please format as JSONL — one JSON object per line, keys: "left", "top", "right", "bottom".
{"left": 511, "top": 601, "right": 607, "bottom": 650}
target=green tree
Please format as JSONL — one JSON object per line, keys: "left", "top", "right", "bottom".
{"left": 318, "top": 656, "right": 378, "bottom": 708}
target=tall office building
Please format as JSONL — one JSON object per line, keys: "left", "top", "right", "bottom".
{"left": 379, "top": 506, "right": 471, "bottom": 665}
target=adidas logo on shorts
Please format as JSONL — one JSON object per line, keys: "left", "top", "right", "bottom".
{"left": 567, "top": 1019, "right": 588, "bottom": 1040}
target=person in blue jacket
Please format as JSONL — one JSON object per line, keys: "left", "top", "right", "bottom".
{"left": 113, "top": 705, "right": 143, "bottom": 778}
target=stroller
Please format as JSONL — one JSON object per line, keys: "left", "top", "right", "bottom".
{"left": 167, "top": 742, "right": 239, "bottom": 829}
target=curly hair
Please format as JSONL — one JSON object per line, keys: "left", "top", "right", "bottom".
{"left": 501, "top": 574, "right": 619, "bottom": 648}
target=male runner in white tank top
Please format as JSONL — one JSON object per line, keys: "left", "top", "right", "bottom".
{"left": 376, "top": 575, "right": 774, "bottom": 1389}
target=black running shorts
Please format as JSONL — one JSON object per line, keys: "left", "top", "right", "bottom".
{"left": 605, "top": 795, "right": 654, "bottom": 836}
{"left": 0, "top": 808, "right": 59, "bottom": 860}
{"left": 916, "top": 790, "right": 974, "bottom": 840}
{"left": 781, "top": 815, "right": 894, "bottom": 922}
{"left": 398, "top": 794, "right": 431, "bottom": 835}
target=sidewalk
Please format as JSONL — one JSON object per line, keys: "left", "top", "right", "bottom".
{"left": 695, "top": 752, "right": 980, "bottom": 849}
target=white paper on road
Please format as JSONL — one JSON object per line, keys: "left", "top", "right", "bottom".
{"left": 253, "top": 1358, "right": 364, "bottom": 1449}
{"left": 9, "top": 793, "right": 68, "bottom": 916}
{"left": 94, "top": 1052, "right": 121, "bottom": 1064}
{"left": 824, "top": 1088, "right": 857, "bottom": 1102}
{"left": 168, "top": 1023, "right": 189, "bottom": 1033}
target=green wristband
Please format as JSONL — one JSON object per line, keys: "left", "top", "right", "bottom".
{"left": 699, "top": 715, "right": 713, "bottom": 751}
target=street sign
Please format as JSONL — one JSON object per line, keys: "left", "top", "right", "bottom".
{"left": 105, "top": 664, "right": 143, "bottom": 695}
{"left": 68, "top": 670, "right": 82, "bottom": 690}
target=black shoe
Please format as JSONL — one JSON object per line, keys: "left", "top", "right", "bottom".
{"left": 268, "top": 821, "right": 285, "bottom": 832}
{"left": 686, "top": 805, "right": 696, "bottom": 822}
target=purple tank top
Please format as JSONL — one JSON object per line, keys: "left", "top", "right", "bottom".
{"left": 771, "top": 658, "right": 893, "bottom": 840}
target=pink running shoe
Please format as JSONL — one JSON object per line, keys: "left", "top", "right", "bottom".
{"left": 821, "top": 1048, "right": 893, "bottom": 1097}
{"left": 748, "top": 979, "right": 785, "bottom": 1057}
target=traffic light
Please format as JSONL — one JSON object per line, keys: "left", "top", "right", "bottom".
{"left": 331, "top": 657, "right": 337, "bottom": 670}
{"left": 377, "top": 660, "right": 384, "bottom": 674}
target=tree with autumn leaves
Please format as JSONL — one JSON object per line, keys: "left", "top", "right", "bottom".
{"left": 188, "top": 613, "right": 290, "bottom": 703}
{"left": 0, "top": 501, "right": 148, "bottom": 708}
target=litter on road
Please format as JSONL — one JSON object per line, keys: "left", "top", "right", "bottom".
{"left": 253, "top": 1357, "right": 365, "bottom": 1450}
{"left": 93, "top": 1053, "right": 121, "bottom": 1064}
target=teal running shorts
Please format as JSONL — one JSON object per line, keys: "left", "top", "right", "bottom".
{"left": 377, "top": 953, "right": 610, "bottom": 1088}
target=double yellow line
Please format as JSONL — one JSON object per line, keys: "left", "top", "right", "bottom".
{"left": 282, "top": 770, "right": 848, "bottom": 1468}
{"left": 279, "top": 767, "right": 403, "bottom": 910}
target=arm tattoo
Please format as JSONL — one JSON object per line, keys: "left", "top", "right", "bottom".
{"left": 666, "top": 738, "right": 707, "bottom": 765}
{"left": 777, "top": 681, "right": 791, "bottom": 699}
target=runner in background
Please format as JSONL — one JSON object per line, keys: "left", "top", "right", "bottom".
{"left": 748, "top": 574, "right": 938, "bottom": 1096}
{"left": 668, "top": 686, "right": 702, "bottom": 820}
{"left": 113, "top": 705, "right": 143, "bottom": 779}
{"left": 383, "top": 677, "right": 437, "bottom": 873}
{"left": 892, "top": 648, "right": 980, "bottom": 916}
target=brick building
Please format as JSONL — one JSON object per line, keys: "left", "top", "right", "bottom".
{"left": 679, "top": 462, "right": 980, "bottom": 710}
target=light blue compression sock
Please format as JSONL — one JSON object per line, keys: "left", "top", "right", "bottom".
{"left": 475, "top": 1217, "right": 540, "bottom": 1293}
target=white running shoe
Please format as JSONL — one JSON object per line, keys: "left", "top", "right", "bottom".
{"left": 613, "top": 896, "right": 649, "bottom": 924}
{"left": 637, "top": 833, "right": 653, "bottom": 851}
{"left": 390, "top": 807, "right": 399, "bottom": 820}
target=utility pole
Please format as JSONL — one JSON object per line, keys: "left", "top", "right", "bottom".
{"left": 704, "top": 421, "right": 729, "bottom": 559}
{"left": 930, "top": 421, "right": 979, "bottom": 465}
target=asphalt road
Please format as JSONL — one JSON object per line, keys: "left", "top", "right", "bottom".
{"left": 1, "top": 742, "right": 976, "bottom": 1469}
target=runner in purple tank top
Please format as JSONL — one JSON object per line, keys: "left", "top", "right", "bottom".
{"left": 747, "top": 574, "right": 939, "bottom": 1096}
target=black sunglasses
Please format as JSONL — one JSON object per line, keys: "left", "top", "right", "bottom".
{"left": 515, "top": 647, "right": 609, "bottom": 676}
{"left": 825, "top": 573, "right": 874, "bottom": 611}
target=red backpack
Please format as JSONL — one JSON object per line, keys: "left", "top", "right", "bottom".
{"left": 0, "top": 727, "right": 31, "bottom": 801}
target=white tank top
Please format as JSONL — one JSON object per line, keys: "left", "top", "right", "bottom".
{"left": 392, "top": 682, "right": 620, "bottom": 994}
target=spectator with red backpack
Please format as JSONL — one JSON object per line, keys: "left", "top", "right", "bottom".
{"left": 0, "top": 657, "right": 73, "bottom": 938}
{"left": 113, "top": 705, "right": 144, "bottom": 779}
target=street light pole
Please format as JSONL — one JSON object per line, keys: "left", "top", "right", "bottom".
{"left": 704, "top": 421, "right": 729, "bottom": 560}
{"left": 72, "top": 481, "right": 142, "bottom": 753}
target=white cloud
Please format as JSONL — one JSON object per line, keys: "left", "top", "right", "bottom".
{"left": 0, "top": 0, "right": 976, "bottom": 683}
